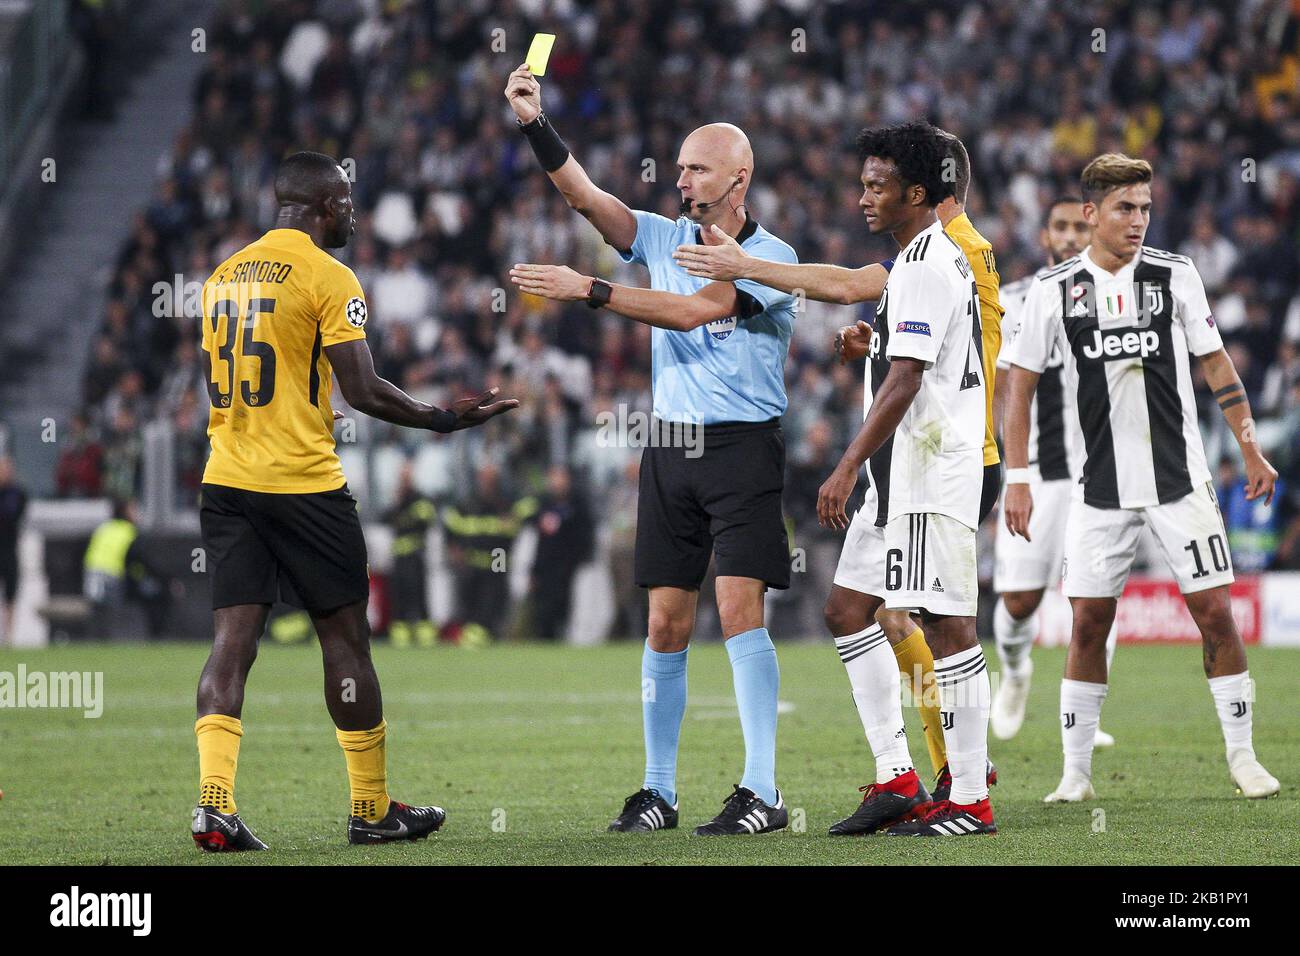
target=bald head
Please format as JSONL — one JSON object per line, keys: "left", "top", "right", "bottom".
{"left": 682, "top": 123, "right": 754, "bottom": 174}
{"left": 274, "top": 150, "right": 355, "bottom": 248}
{"left": 275, "top": 151, "right": 349, "bottom": 207}
{"left": 676, "top": 123, "right": 754, "bottom": 220}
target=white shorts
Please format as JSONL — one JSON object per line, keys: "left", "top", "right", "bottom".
{"left": 833, "top": 504, "right": 887, "bottom": 599}
{"left": 993, "top": 477, "right": 1072, "bottom": 593}
{"left": 1062, "top": 481, "right": 1234, "bottom": 598}
{"left": 883, "top": 513, "right": 978, "bottom": 617}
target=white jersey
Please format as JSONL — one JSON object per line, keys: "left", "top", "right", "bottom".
{"left": 875, "top": 220, "right": 986, "bottom": 528}
{"left": 1003, "top": 245, "right": 1222, "bottom": 510}
{"left": 998, "top": 269, "right": 1079, "bottom": 481}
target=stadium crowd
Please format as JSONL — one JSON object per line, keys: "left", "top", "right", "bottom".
{"left": 57, "top": 0, "right": 1300, "bottom": 639}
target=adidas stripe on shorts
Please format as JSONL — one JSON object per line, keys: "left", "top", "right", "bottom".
{"left": 883, "top": 512, "right": 978, "bottom": 617}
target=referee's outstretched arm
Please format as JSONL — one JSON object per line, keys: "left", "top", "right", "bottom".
{"left": 509, "top": 262, "right": 742, "bottom": 332}
{"left": 505, "top": 64, "right": 637, "bottom": 252}
{"left": 674, "top": 225, "right": 888, "bottom": 306}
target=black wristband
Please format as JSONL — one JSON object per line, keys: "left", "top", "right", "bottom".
{"left": 428, "top": 407, "right": 458, "bottom": 433}
{"left": 518, "top": 112, "right": 570, "bottom": 172}
{"left": 586, "top": 278, "right": 613, "bottom": 309}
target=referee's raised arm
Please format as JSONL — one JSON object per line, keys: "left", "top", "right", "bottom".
{"left": 505, "top": 64, "right": 637, "bottom": 252}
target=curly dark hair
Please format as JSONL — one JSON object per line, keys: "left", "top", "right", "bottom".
{"left": 855, "top": 122, "right": 954, "bottom": 208}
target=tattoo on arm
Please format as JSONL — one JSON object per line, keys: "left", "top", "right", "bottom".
{"left": 1213, "top": 382, "right": 1247, "bottom": 410}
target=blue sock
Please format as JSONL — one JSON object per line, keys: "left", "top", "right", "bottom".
{"left": 726, "top": 627, "right": 779, "bottom": 805}
{"left": 642, "top": 642, "right": 688, "bottom": 806}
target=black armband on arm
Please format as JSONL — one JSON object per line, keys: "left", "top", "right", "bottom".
{"left": 735, "top": 289, "right": 763, "bottom": 320}
{"left": 428, "top": 407, "right": 458, "bottom": 433}
{"left": 517, "top": 112, "right": 570, "bottom": 172}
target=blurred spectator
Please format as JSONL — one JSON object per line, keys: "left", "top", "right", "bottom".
{"left": 1180, "top": 208, "right": 1238, "bottom": 293}
{"left": 83, "top": 499, "right": 175, "bottom": 639}
{"left": 55, "top": 414, "right": 104, "bottom": 498}
{"left": 172, "top": 392, "right": 209, "bottom": 506}
{"left": 605, "top": 456, "right": 645, "bottom": 640}
{"left": 0, "top": 457, "right": 26, "bottom": 645}
{"left": 785, "top": 418, "right": 859, "bottom": 638}
{"left": 100, "top": 406, "right": 143, "bottom": 504}
{"left": 1217, "top": 458, "right": 1287, "bottom": 571}
{"left": 529, "top": 465, "right": 594, "bottom": 641}
{"left": 70, "top": 0, "right": 121, "bottom": 120}
{"left": 442, "top": 462, "right": 536, "bottom": 643}
{"left": 384, "top": 461, "right": 438, "bottom": 648}
{"left": 372, "top": 244, "right": 436, "bottom": 336}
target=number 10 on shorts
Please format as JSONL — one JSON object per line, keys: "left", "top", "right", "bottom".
{"left": 1184, "top": 534, "right": 1229, "bottom": 580}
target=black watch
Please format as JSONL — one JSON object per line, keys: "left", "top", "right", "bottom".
{"left": 516, "top": 111, "right": 547, "bottom": 132}
{"left": 586, "top": 278, "right": 613, "bottom": 309}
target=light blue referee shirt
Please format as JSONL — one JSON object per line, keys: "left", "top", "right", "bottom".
{"left": 617, "top": 210, "right": 798, "bottom": 425}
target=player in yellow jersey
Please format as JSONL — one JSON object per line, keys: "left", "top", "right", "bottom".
{"left": 672, "top": 128, "right": 999, "bottom": 816}
{"left": 937, "top": 132, "right": 1004, "bottom": 494}
{"left": 191, "top": 151, "right": 517, "bottom": 852}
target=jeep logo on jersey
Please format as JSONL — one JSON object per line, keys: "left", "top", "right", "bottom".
{"left": 345, "top": 296, "right": 367, "bottom": 328}
{"left": 1081, "top": 328, "right": 1160, "bottom": 360}
{"left": 868, "top": 328, "right": 882, "bottom": 360}
{"left": 705, "top": 315, "right": 737, "bottom": 341}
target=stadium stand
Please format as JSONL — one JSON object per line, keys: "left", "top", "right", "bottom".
{"left": 13, "top": 0, "right": 1300, "bottom": 640}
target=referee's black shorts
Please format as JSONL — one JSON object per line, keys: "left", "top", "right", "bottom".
{"left": 635, "top": 418, "right": 790, "bottom": 591}
{"left": 200, "top": 482, "right": 370, "bottom": 614}
{"left": 979, "top": 461, "right": 1003, "bottom": 523}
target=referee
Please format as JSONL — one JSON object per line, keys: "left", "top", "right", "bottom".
{"left": 505, "top": 64, "right": 798, "bottom": 836}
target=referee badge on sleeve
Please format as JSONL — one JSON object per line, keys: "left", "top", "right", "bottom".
{"left": 345, "top": 296, "right": 367, "bottom": 328}
{"left": 705, "top": 316, "right": 737, "bottom": 341}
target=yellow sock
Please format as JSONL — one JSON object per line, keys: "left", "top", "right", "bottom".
{"left": 195, "top": 714, "right": 242, "bottom": 813}
{"left": 336, "top": 719, "right": 390, "bottom": 822}
{"left": 893, "top": 627, "right": 947, "bottom": 776}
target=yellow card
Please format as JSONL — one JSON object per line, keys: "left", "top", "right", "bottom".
{"left": 525, "top": 33, "right": 556, "bottom": 75}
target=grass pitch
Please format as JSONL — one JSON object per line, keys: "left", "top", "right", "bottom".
{"left": 1, "top": 640, "right": 1295, "bottom": 865}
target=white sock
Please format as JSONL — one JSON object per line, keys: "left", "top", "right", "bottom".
{"left": 1104, "top": 619, "right": 1118, "bottom": 674}
{"left": 834, "top": 624, "right": 912, "bottom": 784}
{"left": 934, "top": 644, "right": 991, "bottom": 804}
{"left": 993, "top": 597, "right": 1035, "bottom": 677}
{"left": 1208, "top": 670, "right": 1255, "bottom": 760}
{"left": 1060, "top": 678, "right": 1108, "bottom": 778}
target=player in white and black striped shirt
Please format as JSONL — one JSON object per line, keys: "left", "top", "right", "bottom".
{"left": 1003, "top": 154, "right": 1280, "bottom": 802}
{"left": 989, "top": 197, "right": 1118, "bottom": 745}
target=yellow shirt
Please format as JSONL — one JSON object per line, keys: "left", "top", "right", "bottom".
{"left": 943, "top": 212, "right": 1002, "bottom": 466}
{"left": 201, "top": 228, "right": 368, "bottom": 493}
{"left": 1052, "top": 115, "right": 1097, "bottom": 160}
{"left": 1254, "top": 53, "right": 1298, "bottom": 111}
